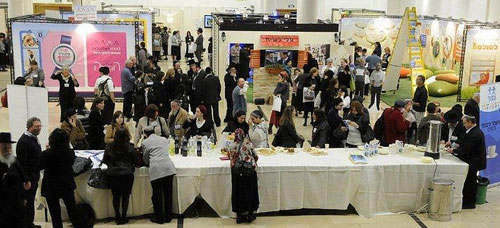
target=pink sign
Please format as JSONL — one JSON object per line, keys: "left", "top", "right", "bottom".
{"left": 41, "top": 31, "right": 85, "bottom": 88}
{"left": 86, "top": 32, "right": 127, "bottom": 87}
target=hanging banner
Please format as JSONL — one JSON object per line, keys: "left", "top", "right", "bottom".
{"left": 11, "top": 22, "right": 136, "bottom": 94}
{"left": 479, "top": 83, "right": 500, "bottom": 185}
{"left": 73, "top": 5, "right": 97, "bottom": 21}
{"left": 260, "top": 35, "right": 299, "bottom": 47}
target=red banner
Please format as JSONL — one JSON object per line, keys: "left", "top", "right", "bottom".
{"left": 260, "top": 35, "right": 299, "bottom": 47}
{"left": 250, "top": 50, "right": 261, "bottom": 68}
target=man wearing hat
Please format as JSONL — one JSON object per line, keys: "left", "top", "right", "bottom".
{"left": 190, "top": 62, "right": 206, "bottom": 113}
{"left": 381, "top": 100, "right": 411, "bottom": 146}
{"left": 194, "top": 28, "right": 204, "bottom": 63}
{"left": 441, "top": 105, "right": 466, "bottom": 144}
{"left": 0, "top": 132, "right": 31, "bottom": 228}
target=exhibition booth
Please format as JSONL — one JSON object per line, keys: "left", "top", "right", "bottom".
{"left": 8, "top": 14, "right": 139, "bottom": 97}
{"left": 212, "top": 13, "right": 351, "bottom": 102}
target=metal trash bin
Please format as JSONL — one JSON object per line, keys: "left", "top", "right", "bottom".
{"left": 428, "top": 178, "right": 455, "bottom": 222}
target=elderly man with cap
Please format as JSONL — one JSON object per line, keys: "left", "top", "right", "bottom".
{"left": 0, "top": 132, "right": 31, "bottom": 228}
{"left": 381, "top": 100, "right": 411, "bottom": 146}
{"left": 320, "top": 58, "right": 337, "bottom": 78}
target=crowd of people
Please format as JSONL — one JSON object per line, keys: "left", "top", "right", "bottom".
{"left": 0, "top": 40, "right": 487, "bottom": 227}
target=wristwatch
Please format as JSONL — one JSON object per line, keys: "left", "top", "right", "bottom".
{"left": 51, "top": 35, "right": 76, "bottom": 76}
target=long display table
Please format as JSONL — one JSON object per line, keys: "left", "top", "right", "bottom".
{"left": 43, "top": 149, "right": 468, "bottom": 219}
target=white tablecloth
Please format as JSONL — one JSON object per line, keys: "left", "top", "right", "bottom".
{"left": 62, "top": 149, "right": 468, "bottom": 219}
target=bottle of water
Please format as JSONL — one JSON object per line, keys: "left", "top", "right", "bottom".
{"left": 374, "top": 142, "right": 379, "bottom": 155}
{"left": 181, "top": 138, "right": 188, "bottom": 157}
{"left": 209, "top": 133, "right": 215, "bottom": 144}
{"left": 364, "top": 143, "right": 369, "bottom": 157}
{"left": 369, "top": 144, "right": 375, "bottom": 156}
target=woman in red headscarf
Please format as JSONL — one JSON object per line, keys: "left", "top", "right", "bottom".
{"left": 226, "top": 128, "right": 259, "bottom": 224}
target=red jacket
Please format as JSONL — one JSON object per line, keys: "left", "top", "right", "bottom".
{"left": 383, "top": 108, "right": 410, "bottom": 144}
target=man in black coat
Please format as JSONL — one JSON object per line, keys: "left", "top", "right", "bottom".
{"left": 224, "top": 65, "right": 238, "bottom": 122}
{"left": 190, "top": 62, "right": 206, "bottom": 113}
{"left": 202, "top": 67, "right": 222, "bottom": 127}
{"left": 16, "top": 117, "right": 43, "bottom": 228}
{"left": 441, "top": 110, "right": 466, "bottom": 144}
{"left": 464, "top": 93, "right": 480, "bottom": 124}
{"left": 238, "top": 45, "right": 251, "bottom": 80}
{"left": 447, "top": 115, "right": 486, "bottom": 209}
{"left": 1, "top": 132, "right": 30, "bottom": 228}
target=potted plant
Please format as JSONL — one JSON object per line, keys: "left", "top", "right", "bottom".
{"left": 265, "top": 64, "right": 285, "bottom": 74}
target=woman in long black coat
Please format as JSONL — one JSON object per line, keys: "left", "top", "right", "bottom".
{"left": 88, "top": 97, "right": 106, "bottom": 150}
{"left": 40, "top": 128, "right": 78, "bottom": 228}
{"left": 328, "top": 98, "right": 347, "bottom": 148}
{"left": 301, "top": 67, "right": 321, "bottom": 126}
{"left": 51, "top": 66, "right": 79, "bottom": 122}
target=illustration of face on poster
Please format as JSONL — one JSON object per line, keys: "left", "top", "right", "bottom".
{"left": 341, "top": 18, "right": 400, "bottom": 55}
{"left": 20, "top": 31, "right": 42, "bottom": 74}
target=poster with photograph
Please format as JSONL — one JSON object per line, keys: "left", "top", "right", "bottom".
{"left": 304, "top": 44, "right": 331, "bottom": 65}
{"left": 11, "top": 22, "right": 136, "bottom": 93}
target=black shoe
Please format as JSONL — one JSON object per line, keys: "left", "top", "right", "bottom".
{"left": 121, "top": 217, "right": 129, "bottom": 224}
{"left": 303, "top": 122, "right": 307, "bottom": 126}
{"left": 115, "top": 217, "right": 122, "bottom": 225}
{"left": 216, "top": 123, "right": 221, "bottom": 127}
{"left": 164, "top": 216, "right": 173, "bottom": 223}
{"left": 247, "top": 212, "right": 256, "bottom": 222}
{"left": 150, "top": 217, "right": 164, "bottom": 224}
{"left": 33, "top": 225, "right": 42, "bottom": 228}
{"left": 462, "top": 203, "right": 476, "bottom": 209}
{"left": 236, "top": 214, "right": 247, "bottom": 224}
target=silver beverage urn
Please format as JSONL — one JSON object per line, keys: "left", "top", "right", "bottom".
{"left": 425, "top": 120, "right": 442, "bottom": 159}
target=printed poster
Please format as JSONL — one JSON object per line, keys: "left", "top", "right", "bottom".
{"left": 480, "top": 83, "right": 500, "bottom": 185}
{"left": 86, "top": 32, "right": 127, "bottom": 87}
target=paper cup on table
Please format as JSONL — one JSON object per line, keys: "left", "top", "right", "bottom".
{"left": 487, "top": 145, "right": 498, "bottom": 158}
{"left": 325, "top": 144, "right": 330, "bottom": 149}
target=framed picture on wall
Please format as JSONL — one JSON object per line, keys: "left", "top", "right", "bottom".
{"left": 204, "top": 15, "right": 213, "bottom": 28}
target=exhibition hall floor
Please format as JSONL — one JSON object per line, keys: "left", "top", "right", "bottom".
{"left": 1, "top": 62, "right": 500, "bottom": 228}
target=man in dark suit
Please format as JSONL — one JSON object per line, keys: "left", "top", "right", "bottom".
{"left": 202, "top": 67, "right": 222, "bottom": 127}
{"left": 195, "top": 28, "right": 204, "bottom": 63}
{"left": 464, "top": 93, "right": 480, "bottom": 124}
{"left": 190, "top": 62, "right": 206, "bottom": 113}
{"left": 16, "top": 117, "right": 43, "bottom": 228}
{"left": 238, "top": 45, "right": 251, "bottom": 80}
{"left": 1, "top": 132, "right": 31, "bottom": 228}
{"left": 224, "top": 65, "right": 238, "bottom": 122}
{"left": 277, "top": 52, "right": 291, "bottom": 65}
{"left": 441, "top": 109, "right": 466, "bottom": 144}
{"left": 447, "top": 115, "right": 486, "bottom": 209}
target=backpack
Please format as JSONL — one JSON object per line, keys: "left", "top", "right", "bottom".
{"left": 97, "top": 78, "right": 111, "bottom": 100}
{"left": 374, "top": 109, "right": 387, "bottom": 142}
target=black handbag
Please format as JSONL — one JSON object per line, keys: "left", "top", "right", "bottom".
{"left": 362, "top": 125, "right": 375, "bottom": 143}
{"left": 87, "top": 168, "right": 109, "bottom": 189}
{"left": 73, "top": 157, "right": 93, "bottom": 177}
{"left": 332, "top": 125, "right": 347, "bottom": 140}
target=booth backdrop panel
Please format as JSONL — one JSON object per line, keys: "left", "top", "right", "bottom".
{"left": 59, "top": 149, "right": 468, "bottom": 219}
{"left": 11, "top": 22, "right": 136, "bottom": 93}
{"left": 7, "top": 85, "right": 49, "bottom": 152}
{"left": 479, "top": 83, "right": 500, "bottom": 185}
{"left": 460, "top": 29, "right": 500, "bottom": 99}
{"left": 61, "top": 12, "right": 153, "bottom": 52}
{"left": 341, "top": 18, "right": 463, "bottom": 72}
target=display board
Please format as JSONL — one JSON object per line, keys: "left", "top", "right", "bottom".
{"left": 479, "top": 83, "right": 500, "bottom": 185}
{"left": 460, "top": 28, "right": 500, "bottom": 99}
{"left": 11, "top": 22, "right": 136, "bottom": 93}
{"left": 7, "top": 85, "right": 49, "bottom": 153}
{"left": 61, "top": 11, "right": 153, "bottom": 51}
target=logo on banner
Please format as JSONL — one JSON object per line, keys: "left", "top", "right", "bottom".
{"left": 51, "top": 44, "right": 77, "bottom": 68}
